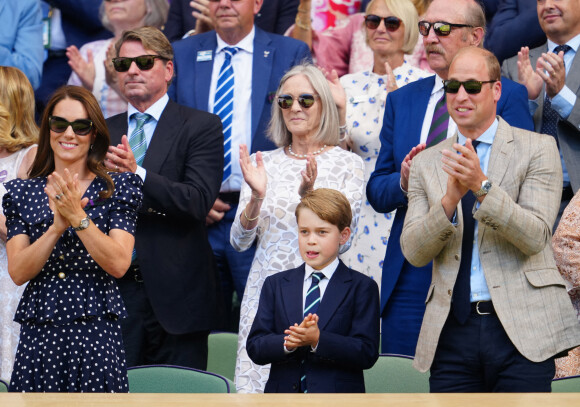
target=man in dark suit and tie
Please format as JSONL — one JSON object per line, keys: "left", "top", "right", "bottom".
{"left": 105, "top": 26, "right": 224, "bottom": 369}
{"left": 366, "top": 0, "right": 534, "bottom": 357}
{"left": 168, "top": 0, "right": 311, "bottom": 327}
{"left": 502, "top": 0, "right": 580, "bottom": 227}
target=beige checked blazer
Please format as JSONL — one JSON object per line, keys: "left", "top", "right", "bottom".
{"left": 401, "top": 117, "right": 580, "bottom": 373}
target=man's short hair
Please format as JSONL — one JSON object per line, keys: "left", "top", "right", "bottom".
{"left": 295, "top": 188, "right": 352, "bottom": 232}
{"left": 453, "top": 46, "right": 500, "bottom": 81}
{"left": 115, "top": 26, "right": 174, "bottom": 62}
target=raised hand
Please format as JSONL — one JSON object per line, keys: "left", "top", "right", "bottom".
{"left": 66, "top": 46, "right": 95, "bottom": 90}
{"left": 384, "top": 61, "right": 398, "bottom": 93}
{"left": 106, "top": 135, "right": 137, "bottom": 173}
{"left": 517, "top": 46, "right": 543, "bottom": 100}
{"left": 400, "top": 143, "right": 426, "bottom": 192}
{"left": 239, "top": 144, "right": 267, "bottom": 199}
{"left": 298, "top": 155, "right": 318, "bottom": 197}
{"left": 536, "top": 50, "right": 567, "bottom": 99}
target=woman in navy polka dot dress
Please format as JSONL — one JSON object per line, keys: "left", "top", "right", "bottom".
{"left": 3, "top": 86, "right": 143, "bottom": 392}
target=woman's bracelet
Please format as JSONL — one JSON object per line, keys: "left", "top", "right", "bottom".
{"left": 252, "top": 194, "right": 265, "bottom": 200}
{"left": 295, "top": 15, "right": 311, "bottom": 30}
{"left": 244, "top": 209, "right": 260, "bottom": 222}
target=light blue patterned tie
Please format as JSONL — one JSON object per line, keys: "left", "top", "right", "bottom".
{"left": 301, "top": 272, "right": 325, "bottom": 393}
{"left": 129, "top": 112, "right": 152, "bottom": 166}
{"left": 213, "top": 47, "right": 239, "bottom": 183}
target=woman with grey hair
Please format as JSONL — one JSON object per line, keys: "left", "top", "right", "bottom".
{"left": 339, "top": 0, "right": 431, "bottom": 293}
{"left": 66, "top": 0, "right": 169, "bottom": 118}
{"left": 230, "top": 63, "right": 365, "bottom": 393}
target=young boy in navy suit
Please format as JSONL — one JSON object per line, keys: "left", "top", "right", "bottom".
{"left": 247, "top": 188, "right": 380, "bottom": 393}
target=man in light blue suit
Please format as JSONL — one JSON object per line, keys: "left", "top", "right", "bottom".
{"left": 169, "top": 0, "right": 311, "bottom": 329}
{"left": 366, "top": 0, "right": 534, "bottom": 356}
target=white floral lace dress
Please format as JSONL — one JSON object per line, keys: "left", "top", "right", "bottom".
{"left": 0, "top": 145, "right": 36, "bottom": 382}
{"left": 231, "top": 146, "right": 364, "bottom": 393}
{"left": 338, "top": 63, "right": 431, "bottom": 291}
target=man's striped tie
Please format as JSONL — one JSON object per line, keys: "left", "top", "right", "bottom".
{"left": 129, "top": 112, "right": 152, "bottom": 166}
{"left": 301, "top": 272, "right": 325, "bottom": 393}
{"left": 214, "top": 47, "right": 239, "bottom": 183}
{"left": 426, "top": 93, "right": 449, "bottom": 147}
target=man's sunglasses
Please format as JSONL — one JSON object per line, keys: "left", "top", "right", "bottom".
{"left": 443, "top": 80, "right": 497, "bottom": 94}
{"left": 112, "top": 55, "right": 168, "bottom": 72}
{"left": 418, "top": 21, "right": 473, "bottom": 36}
{"left": 277, "top": 94, "right": 318, "bottom": 109}
{"left": 49, "top": 116, "right": 93, "bottom": 135}
{"left": 364, "top": 15, "right": 402, "bottom": 31}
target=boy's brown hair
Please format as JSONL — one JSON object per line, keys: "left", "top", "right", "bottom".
{"left": 295, "top": 188, "right": 352, "bottom": 231}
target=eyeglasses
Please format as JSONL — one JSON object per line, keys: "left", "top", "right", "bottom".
{"left": 418, "top": 21, "right": 473, "bottom": 37}
{"left": 277, "top": 94, "right": 319, "bottom": 109}
{"left": 443, "top": 80, "right": 497, "bottom": 94}
{"left": 112, "top": 55, "right": 168, "bottom": 72}
{"left": 49, "top": 116, "right": 93, "bottom": 135}
{"left": 364, "top": 15, "right": 402, "bottom": 31}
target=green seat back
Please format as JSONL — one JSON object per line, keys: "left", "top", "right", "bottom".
{"left": 127, "top": 365, "right": 235, "bottom": 393}
{"left": 364, "top": 354, "right": 430, "bottom": 393}
{"left": 0, "top": 379, "right": 7, "bottom": 392}
{"left": 207, "top": 332, "right": 238, "bottom": 381}
{"left": 552, "top": 376, "right": 580, "bottom": 392}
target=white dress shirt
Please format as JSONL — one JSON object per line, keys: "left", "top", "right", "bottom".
{"left": 208, "top": 28, "right": 255, "bottom": 193}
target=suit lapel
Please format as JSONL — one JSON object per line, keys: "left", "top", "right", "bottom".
{"left": 408, "top": 76, "right": 436, "bottom": 149}
{"left": 316, "top": 261, "right": 352, "bottom": 331}
{"left": 195, "top": 34, "right": 217, "bottom": 111}
{"left": 281, "top": 265, "right": 307, "bottom": 326}
{"left": 108, "top": 113, "right": 128, "bottom": 145}
{"left": 566, "top": 46, "right": 580, "bottom": 96}
{"left": 141, "top": 100, "right": 180, "bottom": 173}
{"left": 251, "top": 28, "right": 274, "bottom": 141}
{"left": 486, "top": 118, "right": 514, "bottom": 188}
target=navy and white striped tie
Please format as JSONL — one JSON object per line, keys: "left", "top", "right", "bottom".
{"left": 301, "top": 271, "right": 325, "bottom": 392}
{"left": 214, "top": 47, "right": 239, "bottom": 183}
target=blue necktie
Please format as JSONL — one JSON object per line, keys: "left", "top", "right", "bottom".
{"left": 214, "top": 47, "right": 239, "bottom": 184}
{"left": 452, "top": 140, "right": 480, "bottom": 324}
{"left": 301, "top": 272, "right": 325, "bottom": 393}
{"left": 129, "top": 113, "right": 152, "bottom": 166}
{"left": 540, "top": 45, "right": 572, "bottom": 141}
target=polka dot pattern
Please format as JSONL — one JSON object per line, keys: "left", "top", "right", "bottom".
{"left": 2, "top": 172, "right": 143, "bottom": 392}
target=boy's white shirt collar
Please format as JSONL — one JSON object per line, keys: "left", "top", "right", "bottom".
{"left": 304, "top": 257, "right": 340, "bottom": 283}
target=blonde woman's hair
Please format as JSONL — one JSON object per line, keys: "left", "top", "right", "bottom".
{"left": 365, "top": 0, "right": 420, "bottom": 54}
{"left": 0, "top": 67, "right": 38, "bottom": 153}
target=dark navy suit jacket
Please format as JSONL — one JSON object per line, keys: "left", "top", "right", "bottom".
{"left": 367, "top": 76, "right": 534, "bottom": 320}
{"left": 247, "top": 261, "right": 380, "bottom": 393}
{"left": 169, "top": 27, "right": 311, "bottom": 153}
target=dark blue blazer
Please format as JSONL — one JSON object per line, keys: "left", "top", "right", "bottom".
{"left": 366, "top": 75, "right": 534, "bottom": 317}
{"left": 247, "top": 261, "right": 380, "bottom": 393}
{"left": 164, "top": 0, "right": 299, "bottom": 42}
{"left": 169, "top": 27, "right": 311, "bottom": 153}
{"left": 485, "top": 0, "right": 546, "bottom": 64}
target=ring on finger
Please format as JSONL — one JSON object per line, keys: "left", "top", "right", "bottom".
{"left": 55, "top": 193, "right": 63, "bottom": 200}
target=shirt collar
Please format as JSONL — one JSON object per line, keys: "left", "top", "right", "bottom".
{"left": 127, "top": 93, "right": 169, "bottom": 123}
{"left": 432, "top": 73, "right": 445, "bottom": 95}
{"left": 547, "top": 32, "right": 580, "bottom": 53}
{"left": 457, "top": 118, "right": 499, "bottom": 146}
{"left": 304, "top": 258, "right": 340, "bottom": 283}
{"left": 216, "top": 26, "right": 255, "bottom": 54}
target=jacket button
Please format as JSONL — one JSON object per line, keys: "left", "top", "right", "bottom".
{"left": 448, "top": 289, "right": 452, "bottom": 296}
{"left": 454, "top": 254, "right": 459, "bottom": 261}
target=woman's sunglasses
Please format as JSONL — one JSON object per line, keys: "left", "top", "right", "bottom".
{"left": 364, "top": 15, "right": 402, "bottom": 32}
{"left": 112, "top": 55, "right": 168, "bottom": 72}
{"left": 49, "top": 116, "right": 93, "bottom": 136}
{"left": 418, "top": 21, "right": 473, "bottom": 37}
{"left": 277, "top": 94, "right": 318, "bottom": 109}
{"left": 443, "top": 80, "right": 497, "bottom": 94}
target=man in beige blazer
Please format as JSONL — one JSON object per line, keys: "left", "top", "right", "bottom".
{"left": 401, "top": 46, "right": 580, "bottom": 392}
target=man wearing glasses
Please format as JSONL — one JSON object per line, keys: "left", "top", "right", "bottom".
{"left": 401, "top": 46, "right": 580, "bottom": 392}
{"left": 168, "top": 0, "right": 310, "bottom": 337}
{"left": 502, "top": 0, "right": 580, "bottom": 229}
{"left": 366, "top": 0, "right": 534, "bottom": 358}
{"left": 104, "top": 26, "right": 225, "bottom": 370}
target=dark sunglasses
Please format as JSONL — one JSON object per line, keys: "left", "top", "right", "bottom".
{"left": 277, "top": 94, "right": 318, "bottom": 109}
{"left": 112, "top": 55, "right": 168, "bottom": 72}
{"left": 443, "top": 80, "right": 497, "bottom": 94}
{"left": 49, "top": 116, "right": 93, "bottom": 135}
{"left": 364, "top": 15, "right": 402, "bottom": 31}
{"left": 418, "top": 21, "right": 473, "bottom": 36}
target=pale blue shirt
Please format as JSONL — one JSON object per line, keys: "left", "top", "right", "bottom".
{"left": 126, "top": 93, "right": 169, "bottom": 181}
{"left": 529, "top": 33, "right": 580, "bottom": 187}
{"left": 457, "top": 118, "right": 499, "bottom": 302}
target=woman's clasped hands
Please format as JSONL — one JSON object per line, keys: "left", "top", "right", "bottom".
{"left": 44, "top": 169, "right": 89, "bottom": 234}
